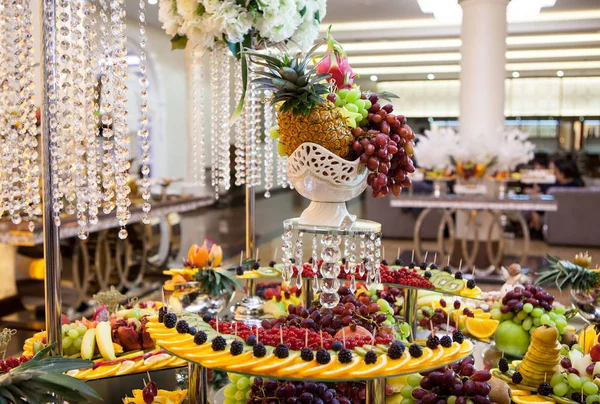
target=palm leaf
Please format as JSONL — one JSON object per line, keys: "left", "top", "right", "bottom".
{"left": 38, "top": 372, "right": 102, "bottom": 400}
{"left": 0, "top": 388, "right": 17, "bottom": 404}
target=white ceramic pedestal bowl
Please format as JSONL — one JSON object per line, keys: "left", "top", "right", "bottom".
{"left": 287, "top": 142, "right": 367, "bottom": 228}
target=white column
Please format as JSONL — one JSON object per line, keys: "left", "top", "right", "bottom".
{"left": 458, "top": 0, "right": 509, "bottom": 137}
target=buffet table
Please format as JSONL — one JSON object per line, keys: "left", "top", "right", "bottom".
{"left": 390, "top": 194, "right": 558, "bottom": 272}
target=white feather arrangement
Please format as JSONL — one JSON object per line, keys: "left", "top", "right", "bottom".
{"left": 492, "top": 128, "right": 536, "bottom": 172}
{"left": 413, "top": 128, "right": 459, "bottom": 170}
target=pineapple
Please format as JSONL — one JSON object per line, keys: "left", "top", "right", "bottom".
{"left": 248, "top": 45, "right": 353, "bottom": 158}
{"left": 537, "top": 254, "right": 600, "bottom": 290}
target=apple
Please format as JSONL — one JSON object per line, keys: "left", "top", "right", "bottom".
{"left": 95, "top": 321, "right": 116, "bottom": 360}
{"left": 80, "top": 328, "right": 96, "bottom": 360}
{"left": 495, "top": 320, "right": 530, "bottom": 357}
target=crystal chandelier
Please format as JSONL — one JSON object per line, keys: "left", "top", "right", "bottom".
{"left": 417, "top": 0, "right": 557, "bottom": 22}
{"left": 0, "top": 0, "right": 151, "bottom": 240}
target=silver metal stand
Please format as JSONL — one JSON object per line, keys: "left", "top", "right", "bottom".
{"left": 245, "top": 186, "right": 255, "bottom": 258}
{"left": 187, "top": 363, "right": 208, "bottom": 404}
{"left": 404, "top": 289, "right": 419, "bottom": 338}
{"left": 40, "top": 0, "right": 62, "bottom": 356}
{"left": 303, "top": 278, "right": 313, "bottom": 308}
{"left": 365, "top": 378, "right": 386, "bottom": 404}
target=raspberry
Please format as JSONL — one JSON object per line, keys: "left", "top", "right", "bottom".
{"left": 164, "top": 313, "right": 177, "bottom": 329}
{"left": 194, "top": 331, "right": 207, "bottom": 345}
{"left": 538, "top": 382, "right": 551, "bottom": 396}
{"left": 211, "top": 336, "right": 227, "bottom": 351}
{"left": 452, "top": 330, "right": 465, "bottom": 344}
{"left": 158, "top": 306, "right": 167, "bottom": 323}
{"left": 387, "top": 341, "right": 405, "bottom": 359}
{"left": 454, "top": 272, "right": 463, "bottom": 279}
{"left": 440, "top": 336, "right": 452, "bottom": 348}
{"left": 316, "top": 349, "right": 331, "bottom": 364}
{"left": 338, "top": 349, "right": 353, "bottom": 364}
{"left": 188, "top": 326, "right": 197, "bottom": 336}
{"left": 332, "top": 341, "right": 343, "bottom": 352}
{"left": 364, "top": 351, "right": 377, "bottom": 365}
{"left": 498, "top": 357, "right": 509, "bottom": 372}
{"left": 467, "top": 279, "right": 476, "bottom": 289}
{"left": 301, "top": 347, "right": 314, "bottom": 362}
{"left": 409, "top": 344, "right": 423, "bottom": 358}
{"left": 426, "top": 335, "right": 440, "bottom": 350}
{"left": 253, "top": 343, "right": 267, "bottom": 358}
{"left": 246, "top": 335, "right": 257, "bottom": 346}
{"left": 176, "top": 320, "right": 189, "bottom": 334}
{"left": 202, "top": 313, "right": 213, "bottom": 323}
{"left": 512, "top": 371, "right": 523, "bottom": 384}
{"left": 230, "top": 340, "right": 244, "bottom": 356}
{"left": 274, "top": 343, "right": 289, "bottom": 358}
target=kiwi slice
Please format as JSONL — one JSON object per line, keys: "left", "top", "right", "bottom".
{"left": 442, "top": 279, "right": 465, "bottom": 293}
{"left": 354, "top": 346, "right": 368, "bottom": 357}
{"left": 257, "top": 267, "right": 279, "bottom": 277}
{"left": 428, "top": 272, "right": 449, "bottom": 283}
{"left": 435, "top": 277, "right": 451, "bottom": 288}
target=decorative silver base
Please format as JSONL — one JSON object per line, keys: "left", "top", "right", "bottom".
{"left": 231, "top": 295, "right": 265, "bottom": 322}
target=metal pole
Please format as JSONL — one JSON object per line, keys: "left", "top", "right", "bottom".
{"left": 245, "top": 186, "right": 255, "bottom": 259}
{"left": 187, "top": 363, "right": 208, "bottom": 404}
{"left": 40, "top": 0, "right": 62, "bottom": 356}
{"left": 365, "top": 378, "right": 387, "bottom": 404}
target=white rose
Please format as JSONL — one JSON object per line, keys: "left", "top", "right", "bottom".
{"left": 176, "top": 0, "right": 200, "bottom": 20}
{"left": 290, "top": 18, "right": 319, "bottom": 52}
{"left": 202, "top": 0, "right": 225, "bottom": 14}
{"left": 222, "top": 4, "right": 253, "bottom": 43}
{"left": 256, "top": 0, "right": 279, "bottom": 14}
{"left": 185, "top": 18, "right": 217, "bottom": 49}
{"left": 257, "top": 0, "right": 302, "bottom": 43}
{"left": 158, "top": 0, "right": 183, "bottom": 36}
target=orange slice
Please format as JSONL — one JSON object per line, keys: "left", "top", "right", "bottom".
{"left": 197, "top": 351, "right": 233, "bottom": 365}
{"left": 474, "top": 312, "right": 491, "bottom": 320}
{"left": 137, "top": 353, "right": 172, "bottom": 372}
{"left": 578, "top": 326, "right": 597, "bottom": 353}
{"left": 251, "top": 353, "right": 299, "bottom": 372}
{"left": 403, "top": 347, "right": 433, "bottom": 370}
{"left": 466, "top": 317, "right": 499, "bottom": 339}
{"left": 320, "top": 356, "right": 362, "bottom": 378}
{"left": 459, "top": 339, "right": 474, "bottom": 354}
{"left": 383, "top": 352, "right": 411, "bottom": 374}
{"left": 350, "top": 354, "right": 388, "bottom": 377}
{"left": 82, "top": 363, "right": 121, "bottom": 380}
{"left": 156, "top": 334, "right": 193, "bottom": 348}
{"left": 297, "top": 357, "right": 339, "bottom": 377}
{"left": 116, "top": 360, "right": 141, "bottom": 375}
{"left": 211, "top": 351, "right": 254, "bottom": 368}
{"left": 460, "top": 285, "right": 482, "bottom": 297}
{"left": 511, "top": 389, "right": 534, "bottom": 396}
{"left": 442, "top": 342, "right": 461, "bottom": 358}
{"left": 227, "top": 354, "right": 275, "bottom": 372}
{"left": 512, "top": 395, "right": 553, "bottom": 404}
{"left": 275, "top": 359, "right": 316, "bottom": 377}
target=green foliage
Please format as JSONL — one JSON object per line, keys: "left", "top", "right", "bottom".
{"left": 170, "top": 34, "right": 188, "bottom": 50}
{"left": 0, "top": 344, "right": 101, "bottom": 403}
{"left": 536, "top": 254, "right": 600, "bottom": 291}
{"left": 193, "top": 268, "right": 242, "bottom": 296}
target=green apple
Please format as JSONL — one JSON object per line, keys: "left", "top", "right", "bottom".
{"left": 95, "top": 321, "right": 116, "bottom": 360}
{"left": 495, "top": 320, "right": 530, "bottom": 357}
{"left": 80, "top": 328, "right": 96, "bottom": 360}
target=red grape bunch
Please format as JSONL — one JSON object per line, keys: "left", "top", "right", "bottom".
{"left": 351, "top": 93, "right": 416, "bottom": 197}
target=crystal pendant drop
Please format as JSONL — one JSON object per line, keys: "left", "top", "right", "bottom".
{"left": 118, "top": 228, "right": 128, "bottom": 239}
{"left": 350, "top": 275, "right": 357, "bottom": 293}
{"left": 295, "top": 270, "right": 302, "bottom": 290}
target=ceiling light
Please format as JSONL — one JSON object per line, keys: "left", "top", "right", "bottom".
{"left": 507, "top": 61, "right": 600, "bottom": 71}
{"left": 427, "top": 74, "right": 435, "bottom": 80}
{"left": 557, "top": 70, "right": 564, "bottom": 77}
{"left": 512, "top": 72, "right": 520, "bottom": 78}
{"left": 354, "top": 65, "right": 461, "bottom": 75}
{"left": 349, "top": 52, "right": 460, "bottom": 65}
{"left": 370, "top": 75, "right": 378, "bottom": 82}
{"left": 148, "top": 0, "right": 157, "bottom": 4}
{"left": 507, "top": 33, "right": 600, "bottom": 46}
{"left": 417, "top": 0, "right": 557, "bottom": 23}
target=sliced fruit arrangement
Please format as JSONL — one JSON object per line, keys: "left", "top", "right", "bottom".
{"left": 261, "top": 285, "right": 302, "bottom": 318}
{"left": 123, "top": 375, "right": 187, "bottom": 404}
{"left": 147, "top": 311, "right": 474, "bottom": 380}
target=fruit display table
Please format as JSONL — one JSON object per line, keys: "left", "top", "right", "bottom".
{"left": 389, "top": 194, "right": 558, "bottom": 270}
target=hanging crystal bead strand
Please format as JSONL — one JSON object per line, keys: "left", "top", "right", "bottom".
{"left": 209, "top": 48, "right": 221, "bottom": 199}
{"left": 366, "top": 233, "right": 376, "bottom": 286}
{"left": 319, "top": 235, "right": 341, "bottom": 309}
{"left": 281, "top": 223, "right": 293, "bottom": 285}
{"left": 359, "top": 234, "right": 366, "bottom": 278}
{"left": 245, "top": 69, "right": 261, "bottom": 188}
{"left": 138, "top": 0, "right": 151, "bottom": 224}
{"left": 99, "top": 0, "right": 115, "bottom": 216}
{"left": 349, "top": 236, "right": 357, "bottom": 292}
{"left": 233, "top": 62, "right": 245, "bottom": 187}
{"left": 0, "top": 6, "right": 10, "bottom": 218}
{"left": 193, "top": 49, "right": 206, "bottom": 188}
{"left": 219, "top": 52, "right": 231, "bottom": 192}
{"left": 311, "top": 234, "right": 319, "bottom": 292}
{"left": 295, "top": 232, "right": 303, "bottom": 289}
{"left": 263, "top": 98, "right": 274, "bottom": 197}
{"left": 276, "top": 153, "right": 288, "bottom": 189}
{"left": 374, "top": 233, "right": 382, "bottom": 285}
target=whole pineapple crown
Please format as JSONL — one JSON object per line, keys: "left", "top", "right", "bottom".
{"left": 247, "top": 42, "right": 331, "bottom": 115}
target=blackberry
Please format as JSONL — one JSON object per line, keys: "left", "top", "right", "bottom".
{"left": 424, "top": 271, "right": 432, "bottom": 278}
{"left": 408, "top": 344, "right": 423, "bottom": 358}
{"left": 498, "top": 357, "right": 509, "bottom": 372}
{"left": 230, "top": 340, "right": 244, "bottom": 356}
{"left": 381, "top": 259, "right": 389, "bottom": 266}
{"left": 211, "top": 336, "right": 227, "bottom": 351}
{"left": 387, "top": 341, "right": 405, "bottom": 359}
{"left": 430, "top": 264, "right": 438, "bottom": 270}
{"left": 538, "top": 382, "right": 552, "bottom": 396}
{"left": 452, "top": 330, "right": 465, "bottom": 344}
{"left": 235, "top": 266, "right": 244, "bottom": 275}
{"left": 338, "top": 349, "right": 353, "bottom": 364}
{"left": 395, "top": 258, "right": 404, "bottom": 266}
{"left": 202, "top": 313, "right": 213, "bottom": 323}
{"left": 467, "top": 279, "right": 476, "bottom": 289}
{"left": 426, "top": 335, "right": 440, "bottom": 349}
{"left": 176, "top": 320, "right": 189, "bottom": 334}
{"left": 364, "top": 351, "right": 377, "bottom": 365}
{"left": 443, "top": 265, "right": 452, "bottom": 273}
{"left": 253, "top": 343, "right": 267, "bottom": 358}
{"left": 274, "top": 343, "right": 289, "bottom": 358}
{"left": 188, "top": 327, "right": 197, "bottom": 336}
{"left": 252, "top": 262, "right": 260, "bottom": 270}
{"left": 440, "top": 335, "right": 453, "bottom": 348}
{"left": 269, "top": 260, "right": 276, "bottom": 267}
{"left": 316, "top": 349, "right": 331, "bottom": 364}
{"left": 408, "top": 262, "right": 416, "bottom": 269}
{"left": 246, "top": 335, "right": 257, "bottom": 346}
{"left": 512, "top": 371, "right": 523, "bottom": 384}
{"left": 454, "top": 272, "right": 463, "bottom": 279}
{"left": 300, "top": 347, "right": 314, "bottom": 362}
{"left": 164, "top": 313, "right": 177, "bottom": 329}
{"left": 158, "top": 307, "right": 167, "bottom": 323}
{"left": 194, "top": 331, "right": 207, "bottom": 345}
{"left": 332, "top": 341, "right": 343, "bottom": 352}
